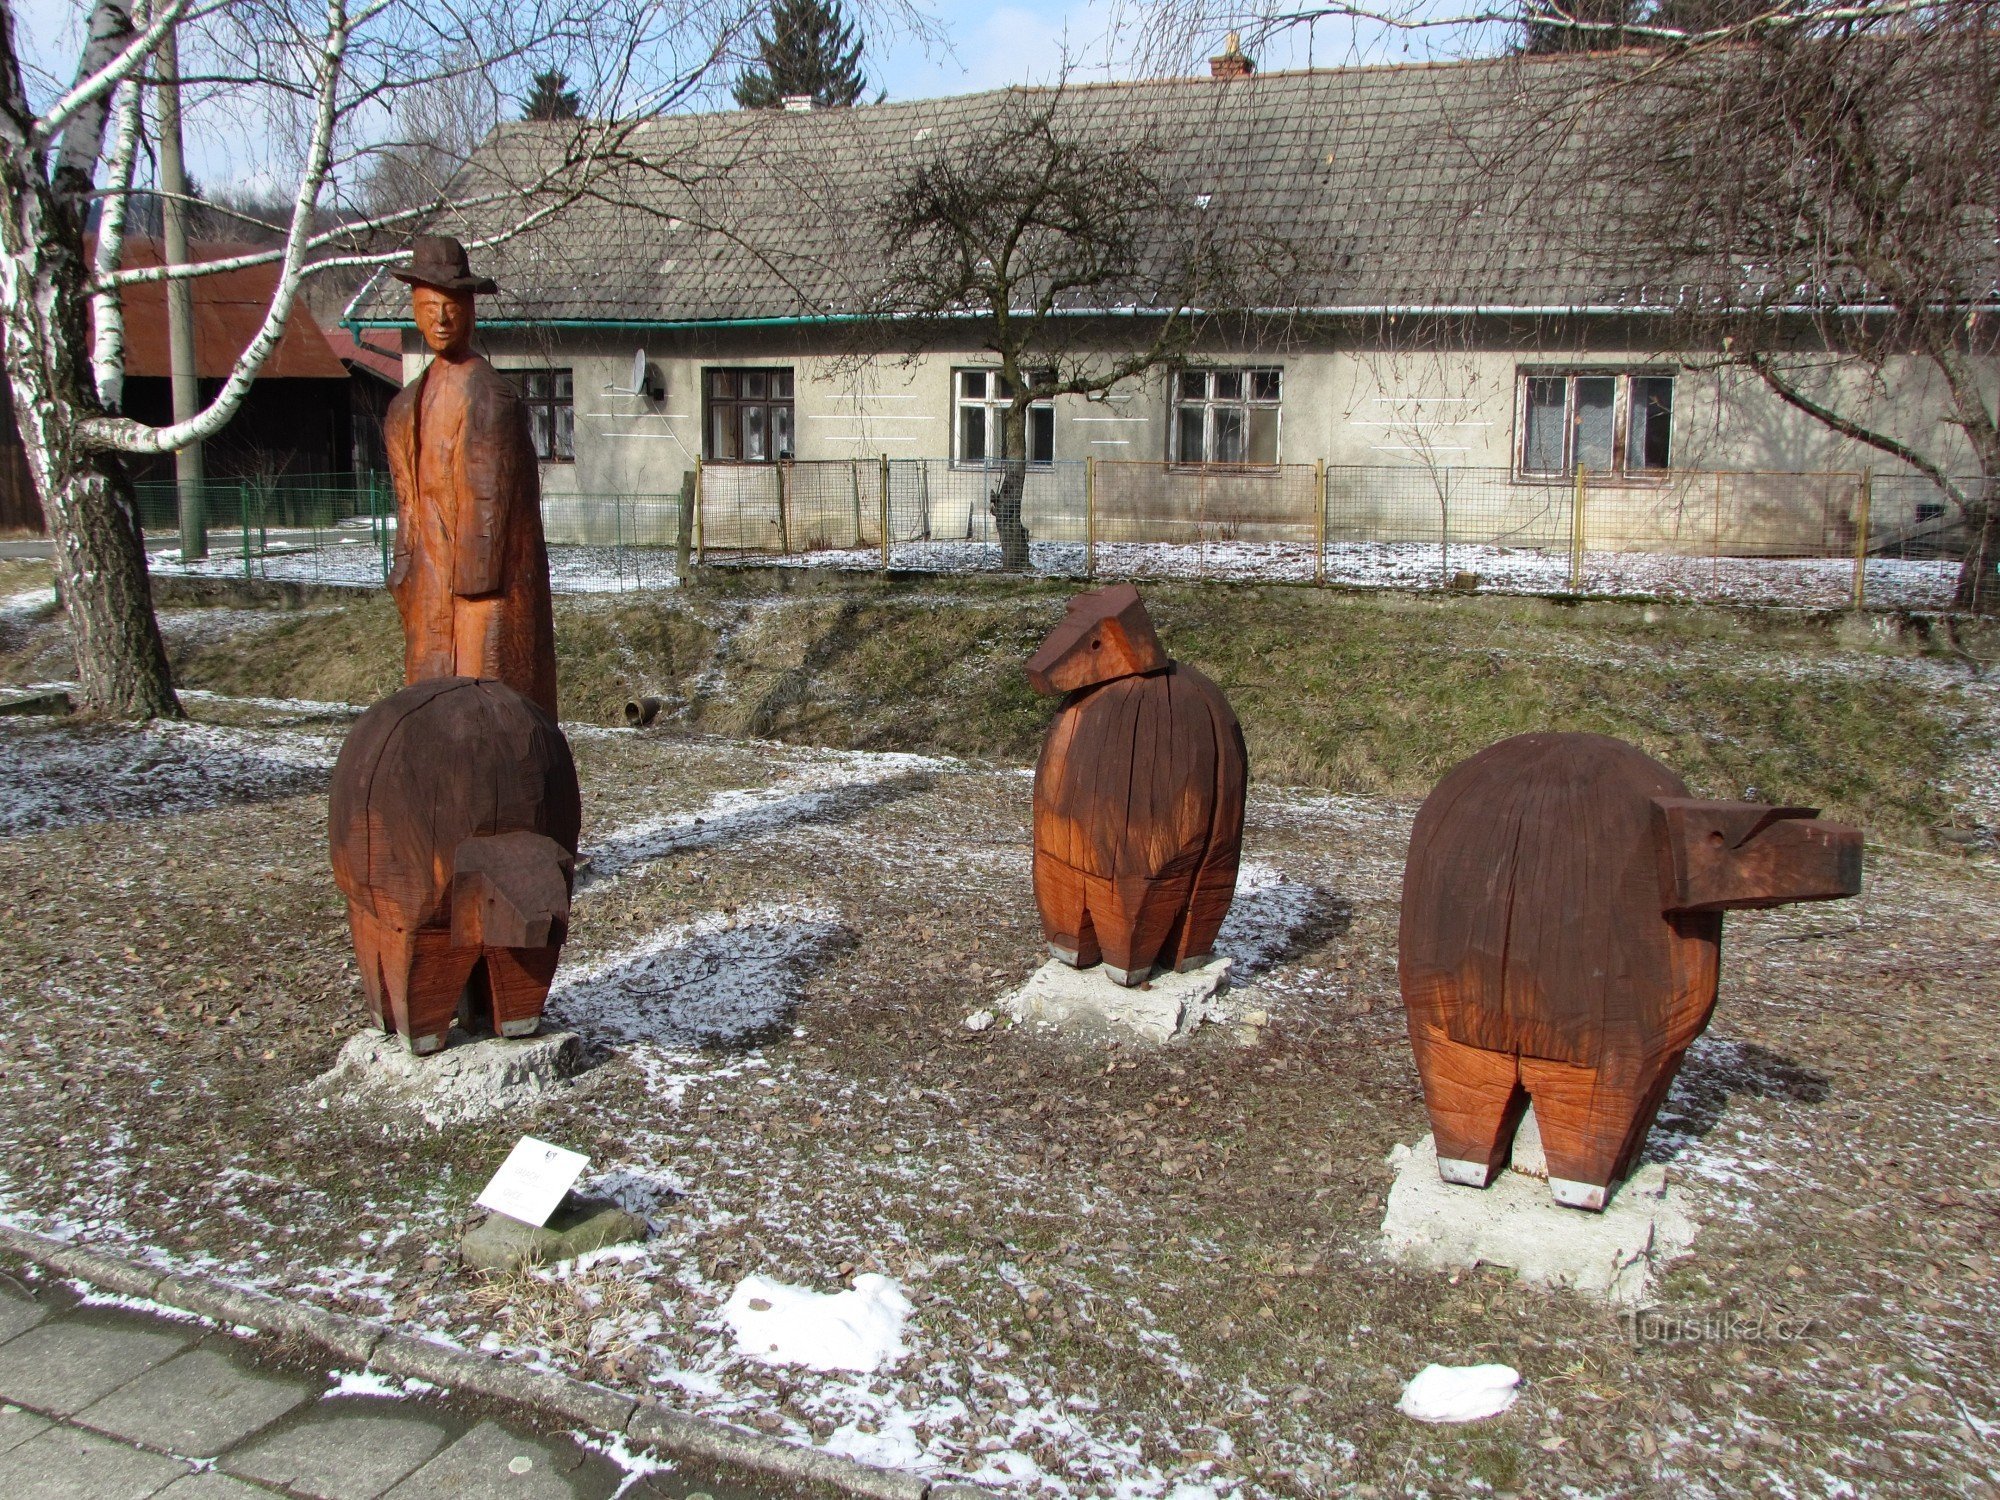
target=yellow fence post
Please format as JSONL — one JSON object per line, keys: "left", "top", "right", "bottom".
{"left": 775, "top": 464, "right": 791, "bottom": 554}
{"left": 1314, "top": 459, "right": 1327, "bottom": 587}
{"left": 879, "top": 454, "right": 891, "bottom": 572}
{"left": 1569, "top": 464, "right": 1588, "bottom": 592}
{"left": 1852, "top": 469, "right": 1873, "bottom": 610}
{"left": 693, "top": 456, "right": 705, "bottom": 566}
{"left": 1085, "top": 457, "right": 1096, "bottom": 579}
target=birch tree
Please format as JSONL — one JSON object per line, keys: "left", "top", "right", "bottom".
{"left": 2, "top": 0, "right": 928, "bottom": 717}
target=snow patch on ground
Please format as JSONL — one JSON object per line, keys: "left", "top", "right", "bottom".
{"left": 549, "top": 904, "right": 850, "bottom": 1049}
{"left": 65, "top": 1282, "right": 216, "bottom": 1326}
{"left": 722, "top": 1273, "right": 913, "bottom": 1373}
{"left": 1396, "top": 1363, "right": 1522, "bottom": 1423}
{"left": 0, "top": 717, "right": 336, "bottom": 836}
{"left": 0, "top": 587, "right": 56, "bottom": 618}
{"left": 580, "top": 750, "right": 948, "bottom": 890}
{"left": 143, "top": 530, "right": 1966, "bottom": 610}
{"left": 574, "top": 1428, "right": 675, "bottom": 1495}
{"left": 1215, "top": 862, "right": 1332, "bottom": 977}
{"left": 324, "top": 1369, "right": 439, "bottom": 1399}
{"left": 733, "top": 537, "right": 1963, "bottom": 610}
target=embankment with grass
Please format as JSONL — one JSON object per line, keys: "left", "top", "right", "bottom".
{"left": 10, "top": 566, "right": 1990, "bottom": 841}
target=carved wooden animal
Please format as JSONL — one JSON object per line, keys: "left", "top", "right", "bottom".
{"left": 1028, "top": 584, "right": 1248, "bottom": 986}
{"left": 1400, "top": 732, "right": 1862, "bottom": 1210}
{"left": 329, "top": 677, "right": 581, "bottom": 1055}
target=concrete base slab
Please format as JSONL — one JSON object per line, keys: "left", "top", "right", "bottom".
{"left": 224, "top": 1407, "right": 453, "bottom": 1500}
{"left": 0, "top": 1319, "right": 194, "bottom": 1417}
{"left": 383, "top": 1418, "right": 618, "bottom": 1499}
{"left": 0, "top": 1406, "right": 50, "bottom": 1456}
{"left": 1001, "top": 957, "right": 1233, "bottom": 1045}
{"left": 459, "top": 1198, "right": 649, "bottom": 1275}
{"left": 159, "top": 1472, "right": 285, "bottom": 1498}
{"left": 0, "top": 1285, "right": 47, "bottom": 1345}
{"left": 309, "top": 1030, "right": 585, "bottom": 1128}
{"left": 1380, "top": 1133, "right": 1697, "bottom": 1308}
{"left": 0, "top": 1422, "right": 192, "bottom": 1497}
{"left": 78, "top": 1346, "right": 310, "bottom": 1458}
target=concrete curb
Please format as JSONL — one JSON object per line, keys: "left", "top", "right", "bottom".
{"left": 0, "top": 1225, "right": 987, "bottom": 1500}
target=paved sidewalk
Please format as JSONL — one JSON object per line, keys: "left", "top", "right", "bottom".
{"left": 0, "top": 1273, "right": 758, "bottom": 1499}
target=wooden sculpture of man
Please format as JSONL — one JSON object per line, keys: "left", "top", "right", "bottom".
{"left": 383, "top": 235, "right": 558, "bottom": 718}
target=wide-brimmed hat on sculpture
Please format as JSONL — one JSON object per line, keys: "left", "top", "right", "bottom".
{"left": 391, "top": 234, "right": 499, "bottom": 295}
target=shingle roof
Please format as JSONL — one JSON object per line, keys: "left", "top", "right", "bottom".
{"left": 347, "top": 52, "right": 1660, "bottom": 327}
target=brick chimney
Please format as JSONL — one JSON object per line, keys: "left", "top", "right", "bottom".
{"left": 1209, "top": 32, "right": 1254, "bottom": 79}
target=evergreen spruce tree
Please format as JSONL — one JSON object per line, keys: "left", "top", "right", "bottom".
{"left": 733, "top": 0, "right": 867, "bottom": 109}
{"left": 522, "top": 70, "right": 582, "bottom": 120}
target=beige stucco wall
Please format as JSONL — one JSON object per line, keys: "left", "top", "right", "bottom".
{"left": 394, "top": 323, "right": 1983, "bottom": 554}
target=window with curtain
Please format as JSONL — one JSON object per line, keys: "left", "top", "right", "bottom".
{"left": 1518, "top": 370, "right": 1675, "bottom": 477}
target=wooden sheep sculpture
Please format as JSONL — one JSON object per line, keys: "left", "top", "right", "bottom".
{"left": 1400, "top": 731, "right": 1861, "bottom": 1210}
{"left": 329, "top": 677, "right": 581, "bottom": 1055}
{"left": 1027, "top": 584, "right": 1248, "bottom": 986}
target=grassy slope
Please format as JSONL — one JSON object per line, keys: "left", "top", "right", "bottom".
{"left": 127, "top": 569, "right": 1992, "bottom": 836}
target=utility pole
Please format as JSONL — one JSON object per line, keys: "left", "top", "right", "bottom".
{"left": 157, "top": 23, "right": 207, "bottom": 559}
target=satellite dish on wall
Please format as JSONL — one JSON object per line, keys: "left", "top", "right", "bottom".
{"left": 605, "top": 349, "right": 664, "bottom": 402}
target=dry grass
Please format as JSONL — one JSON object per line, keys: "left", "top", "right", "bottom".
{"left": 80, "top": 569, "right": 1994, "bottom": 840}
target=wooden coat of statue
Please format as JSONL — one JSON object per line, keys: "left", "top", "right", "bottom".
{"left": 1028, "top": 584, "right": 1248, "bottom": 986}
{"left": 1400, "top": 732, "right": 1861, "bottom": 1210}
{"left": 384, "top": 235, "right": 558, "bottom": 719}
{"left": 329, "top": 677, "right": 581, "bottom": 1055}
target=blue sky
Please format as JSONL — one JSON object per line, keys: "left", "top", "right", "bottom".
{"left": 15, "top": 0, "right": 1451, "bottom": 192}
{"left": 864, "top": 0, "right": 1402, "bottom": 99}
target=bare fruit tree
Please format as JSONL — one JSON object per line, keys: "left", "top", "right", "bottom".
{"left": 1131, "top": 0, "right": 2000, "bottom": 611}
{"left": 867, "top": 86, "right": 1301, "bottom": 571}
{"left": 1592, "top": 10, "right": 2000, "bottom": 612}
{"left": 0, "top": 0, "right": 920, "bottom": 717}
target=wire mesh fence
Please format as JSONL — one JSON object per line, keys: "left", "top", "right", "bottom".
{"left": 130, "top": 461, "right": 1987, "bottom": 611}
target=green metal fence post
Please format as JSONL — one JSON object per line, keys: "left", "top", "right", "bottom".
{"left": 376, "top": 473, "right": 391, "bottom": 581}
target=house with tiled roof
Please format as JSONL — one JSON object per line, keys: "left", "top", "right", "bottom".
{"left": 343, "top": 45, "right": 1980, "bottom": 550}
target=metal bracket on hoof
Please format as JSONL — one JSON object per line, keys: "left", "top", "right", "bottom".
{"left": 1549, "top": 1176, "right": 1611, "bottom": 1212}
{"left": 1436, "top": 1156, "right": 1499, "bottom": 1188}
{"left": 1175, "top": 952, "right": 1215, "bottom": 973}
{"left": 406, "top": 1032, "right": 446, "bottom": 1057}
{"left": 498, "top": 1018, "right": 541, "bottom": 1039}
{"left": 1047, "top": 943, "right": 1082, "bottom": 967}
{"left": 1102, "top": 963, "right": 1154, "bottom": 988}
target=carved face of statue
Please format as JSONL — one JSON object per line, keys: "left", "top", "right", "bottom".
{"left": 412, "top": 285, "right": 475, "bottom": 359}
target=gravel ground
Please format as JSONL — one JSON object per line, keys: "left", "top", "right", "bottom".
{"left": 0, "top": 700, "right": 1995, "bottom": 1498}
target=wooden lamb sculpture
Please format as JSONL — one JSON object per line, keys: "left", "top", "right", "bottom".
{"left": 1027, "top": 584, "right": 1248, "bottom": 986}
{"left": 1400, "top": 731, "right": 1861, "bottom": 1210}
{"left": 329, "top": 677, "right": 581, "bottom": 1055}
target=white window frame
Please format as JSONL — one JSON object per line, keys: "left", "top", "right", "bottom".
{"left": 953, "top": 369, "right": 1054, "bottom": 467}
{"left": 1515, "top": 367, "right": 1676, "bottom": 481}
{"left": 1171, "top": 367, "right": 1283, "bottom": 467}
